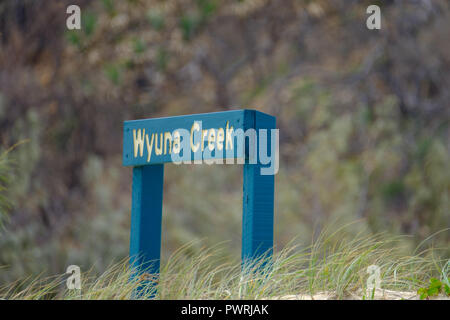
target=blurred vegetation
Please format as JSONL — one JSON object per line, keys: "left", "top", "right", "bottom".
{"left": 0, "top": 0, "right": 448, "bottom": 285}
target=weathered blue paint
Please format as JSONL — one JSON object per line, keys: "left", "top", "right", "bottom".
{"left": 123, "top": 109, "right": 276, "bottom": 292}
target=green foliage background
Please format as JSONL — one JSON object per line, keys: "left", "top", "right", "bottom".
{"left": 0, "top": 0, "right": 448, "bottom": 284}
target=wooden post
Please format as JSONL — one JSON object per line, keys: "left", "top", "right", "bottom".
{"left": 242, "top": 164, "right": 274, "bottom": 265}
{"left": 129, "top": 164, "right": 164, "bottom": 283}
{"left": 242, "top": 112, "right": 275, "bottom": 268}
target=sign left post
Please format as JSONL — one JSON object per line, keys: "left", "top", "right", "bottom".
{"left": 129, "top": 164, "right": 164, "bottom": 297}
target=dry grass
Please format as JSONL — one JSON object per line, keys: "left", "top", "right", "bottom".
{"left": 1, "top": 224, "right": 448, "bottom": 300}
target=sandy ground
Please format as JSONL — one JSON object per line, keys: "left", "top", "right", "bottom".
{"left": 269, "top": 288, "right": 450, "bottom": 300}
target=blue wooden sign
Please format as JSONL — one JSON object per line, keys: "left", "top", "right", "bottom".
{"left": 123, "top": 109, "right": 277, "bottom": 286}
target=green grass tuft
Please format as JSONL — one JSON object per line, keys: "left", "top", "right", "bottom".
{"left": 1, "top": 225, "right": 448, "bottom": 300}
